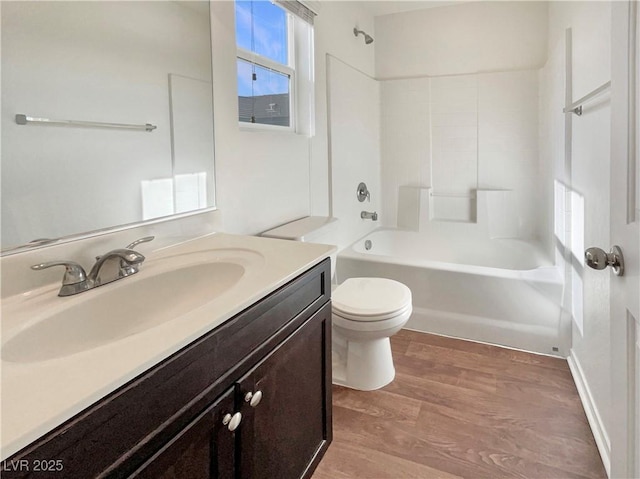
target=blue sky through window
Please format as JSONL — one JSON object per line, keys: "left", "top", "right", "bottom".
{"left": 235, "top": 1, "right": 288, "bottom": 64}
{"left": 237, "top": 59, "right": 289, "bottom": 97}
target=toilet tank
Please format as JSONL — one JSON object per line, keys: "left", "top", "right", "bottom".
{"left": 261, "top": 216, "right": 338, "bottom": 278}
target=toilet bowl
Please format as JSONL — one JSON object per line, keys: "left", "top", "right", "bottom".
{"left": 331, "top": 277, "right": 412, "bottom": 390}
{"left": 262, "top": 217, "right": 412, "bottom": 391}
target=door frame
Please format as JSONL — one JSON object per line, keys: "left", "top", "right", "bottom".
{"left": 610, "top": 1, "right": 639, "bottom": 478}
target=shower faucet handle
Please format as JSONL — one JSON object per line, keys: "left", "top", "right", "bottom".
{"left": 357, "top": 182, "right": 370, "bottom": 202}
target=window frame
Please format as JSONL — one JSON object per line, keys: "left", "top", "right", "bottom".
{"left": 236, "top": 6, "right": 296, "bottom": 132}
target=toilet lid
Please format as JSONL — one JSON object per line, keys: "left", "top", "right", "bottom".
{"left": 332, "top": 278, "right": 412, "bottom": 322}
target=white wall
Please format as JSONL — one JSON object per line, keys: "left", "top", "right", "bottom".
{"left": 375, "top": 1, "right": 548, "bottom": 79}
{"left": 310, "top": 1, "right": 376, "bottom": 218}
{"left": 209, "top": 1, "right": 310, "bottom": 235}
{"left": 540, "top": 1, "right": 612, "bottom": 470}
{"left": 211, "top": 1, "right": 376, "bottom": 235}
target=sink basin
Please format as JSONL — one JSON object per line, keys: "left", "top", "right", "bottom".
{"left": 2, "top": 249, "right": 263, "bottom": 363}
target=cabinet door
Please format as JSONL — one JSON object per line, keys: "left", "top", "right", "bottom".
{"left": 237, "top": 303, "right": 332, "bottom": 479}
{"left": 130, "top": 387, "right": 237, "bottom": 479}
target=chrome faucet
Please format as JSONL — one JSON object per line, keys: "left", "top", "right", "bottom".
{"left": 360, "top": 211, "right": 378, "bottom": 221}
{"left": 31, "top": 236, "right": 154, "bottom": 296}
{"left": 88, "top": 248, "right": 146, "bottom": 287}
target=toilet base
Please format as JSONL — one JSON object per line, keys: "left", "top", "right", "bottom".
{"left": 331, "top": 336, "right": 396, "bottom": 391}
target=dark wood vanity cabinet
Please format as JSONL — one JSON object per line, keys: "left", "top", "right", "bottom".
{"left": 237, "top": 312, "right": 327, "bottom": 479}
{"left": 1, "top": 259, "right": 332, "bottom": 479}
{"left": 131, "top": 388, "right": 237, "bottom": 479}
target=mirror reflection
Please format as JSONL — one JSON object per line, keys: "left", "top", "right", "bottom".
{"left": 1, "top": 1, "right": 215, "bottom": 251}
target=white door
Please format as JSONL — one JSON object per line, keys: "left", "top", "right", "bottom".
{"left": 610, "top": 2, "right": 640, "bottom": 478}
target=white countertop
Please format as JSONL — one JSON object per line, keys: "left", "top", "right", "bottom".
{"left": 0, "top": 233, "right": 335, "bottom": 460}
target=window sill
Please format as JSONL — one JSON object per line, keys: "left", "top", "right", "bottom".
{"left": 239, "top": 122, "right": 297, "bottom": 134}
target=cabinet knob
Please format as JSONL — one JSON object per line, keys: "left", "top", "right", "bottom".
{"left": 244, "top": 390, "right": 263, "bottom": 407}
{"left": 222, "top": 412, "right": 242, "bottom": 431}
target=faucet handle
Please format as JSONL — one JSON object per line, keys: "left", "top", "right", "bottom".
{"left": 356, "top": 182, "right": 371, "bottom": 202}
{"left": 125, "top": 236, "right": 155, "bottom": 250}
{"left": 31, "top": 261, "right": 90, "bottom": 296}
{"left": 31, "top": 261, "right": 88, "bottom": 285}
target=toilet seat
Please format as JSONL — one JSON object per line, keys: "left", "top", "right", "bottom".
{"left": 333, "top": 302, "right": 412, "bottom": 322}
{"left": 332, "top": 278, "right": 412, "bottom": 322}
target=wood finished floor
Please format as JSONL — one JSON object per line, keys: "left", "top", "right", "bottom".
{"left": 312, "top": 330, "right": 606, "bottom": 479}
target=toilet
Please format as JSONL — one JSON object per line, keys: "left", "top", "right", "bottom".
{"left": 262, "top": 216, "right": 412, "bottom": 391}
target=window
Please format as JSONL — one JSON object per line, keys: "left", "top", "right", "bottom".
{"left": 235, "top": 0, "right": 315, "bottom": 132}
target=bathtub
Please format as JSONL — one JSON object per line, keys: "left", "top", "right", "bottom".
{"left": 336, "top": 228, "right": 569, "bottom": 356}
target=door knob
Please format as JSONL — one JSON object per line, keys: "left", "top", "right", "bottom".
{"left": 585, "top": 245, "right": 624, "bottom": 276}
{"left": 244, "top": 390, "right": 263, "bottom": 407}
{"left": 222, "top": 412, "right": 242, "bottom": 431}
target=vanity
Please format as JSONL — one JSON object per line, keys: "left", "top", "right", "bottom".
{"left": 1, "top": 233, "right": 334, "bottom": 478}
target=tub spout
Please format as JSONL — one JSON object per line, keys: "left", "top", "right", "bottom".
{"left": 361, "top": 211, "right": 378, "bottom": 221}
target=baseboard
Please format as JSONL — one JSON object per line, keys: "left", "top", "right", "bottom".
{"left": 567, "top": 350, "right": 611, "bottom": 477}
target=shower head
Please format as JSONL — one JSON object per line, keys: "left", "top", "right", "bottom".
{"left": 353, "top": 27, "right": 374, "bottom": 45}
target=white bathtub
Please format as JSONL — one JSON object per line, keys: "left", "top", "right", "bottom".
{"left": 336, "top": 228, "right": 570, "bottom": 356}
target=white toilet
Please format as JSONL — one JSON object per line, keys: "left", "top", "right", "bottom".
{"left": 262, "top": 216, "right": 412, "bottom": 391}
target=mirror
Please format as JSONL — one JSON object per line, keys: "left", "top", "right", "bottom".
{"left": 1, "top": 1, "right": 216, "bottom": 252}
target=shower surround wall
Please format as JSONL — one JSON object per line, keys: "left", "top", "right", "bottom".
{"left": 381, "top": 71, "right": 540, "bottom": 235}
{"left": 375, "top": 2, "right": 548, "bottom": 242}
{"left": 327, "top": 56, "right": 381, "bottom": 249}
